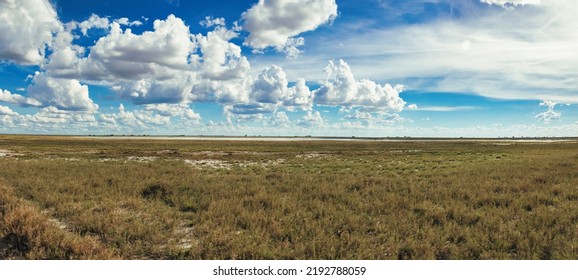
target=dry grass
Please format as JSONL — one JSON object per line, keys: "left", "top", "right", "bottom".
{"left": 0, "top": 135, "right": 577, "bottom": 259}
{"left": 0, "top": 179, "right": 116, "bottom": 259}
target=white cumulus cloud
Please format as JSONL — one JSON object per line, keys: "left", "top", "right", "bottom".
{"left": 296, "top": 110, "right": 326, "bottom": 127}
{"left": 144, "top": 103, "right": 201, "bottom": 121}
{"left": 0, "top": 105, "right": 17, "bottom": 116}
{"left": 251, "top": 65, "right": 290, "bottom": 104}
{"left": 0, "top": 89, "right": 42, "bottom": 107}
{"left": 115, "top": 17, "right": 143, "bottom": 27}
{"left": 72, "top": 15, "right": 196, "bottom": 82}
{"left": 113, "top": 104, "right": 170, "bottom": 126}
{"left": 314, "top": 60, "right": 406, "bottom": 112}
{"left": 268, "top": 111, "right": 292, "bottom": 127}
{"left": 195, "top": 26, "right": 249, "bottom": 81}
{"left": 223, "top": 65, "right": 314, "bottom": 115}
{"left": 77, "top": 14, "right": 110, "bottom": 36}
{"left": 89, "top": 18, "right": 253, "bottom": 106}
{"left": 200, "top": 16, "right": 226, "bottom": 28}
{"left": 114, "top": 14, "right": 194, "bottom": 69}
{"left": 113, "top": 73, "right": 199, "bottom": 104}
{"left": 242, "top": 0, "right": 338, "bottom": 57}
{"left": 0, "top": 0, "right": 61, "bottom": 65}
{"left": 27, "top": 72, "right": 98, "bottom": 112}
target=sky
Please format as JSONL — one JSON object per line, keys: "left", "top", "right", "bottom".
{"left": 1, "top": 0, "right": 577, "bottom": 137}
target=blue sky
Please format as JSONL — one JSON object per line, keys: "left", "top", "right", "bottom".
{"left": 1, "top": 0, "right": 577, "bottom": 137}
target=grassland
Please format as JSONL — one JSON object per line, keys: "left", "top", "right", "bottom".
{"left": 0, "top": 135, "right": 577, "bottom": 259}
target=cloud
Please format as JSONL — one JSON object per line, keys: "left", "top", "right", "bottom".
{"left": 480, "top": 0, "right": 541, "bottom": 7}
{"left": 282, "top": 0, "right": 578, "bottom": 104}
{"left": 62, "top": 19, "right": 252, "bottom": 105}
{"left": 27, "top": 72, "right": 99, "bottom": 112}
{"left": 535, "top": 100, "right": 561, "bottom": 123}
{"left": 314, "top": 60, "right": 406, "bottom": 112}
{"left": 250, "top": 65, "right": 313, "bottom": 109}
{"left": 96, "top": 103, "right": 203, "bottom": 132}
{"left": 26, "top": 106, "right": 95, "bottom": 124}
{"left": 47, "top": 15, "right": 217, "bottom": 106}
{"left": 65, "top": 14, "right": 143, "bottom": 37}
{"left": 166, "top": 0, "right": 180, "bottom": 7}
{"left": 250, "top": 65, "right": 289, "bottom": 104}
{"left": 280, "top": 37, "right": 305, "bottom": 59}
{"left": 242, "top": 0, "right": 338, "bottom": 57}
{"left": 0, "top": 105, "right": 17, "bottom": 116}
{"left": 115, "top": 18, "right": 143, "bottom": 27}
{"left": 77, "top": 21, "right": 253, "bottom": 105}
{"left": 341, "top": 108, "right": 406, "bottom": 127}
{"left": 4, "top": 4, "right": 347, "bottom": 122}
{"left": 103, "top": 104, "right": 170, "bottom": 127}
{"left": 224, "top": 103, "right": 277, "bottom": 115}
{"left": 342, "top": 109, "right": 373, "bottom": 126}
{"left": 45, "top": 31, "right": 86, "bottom": 73}
{"left": 282, "top": 78, "right": 313, "bottom": 110}
{"left": 268, "top": 111, "right": 292, "bottom": 127}
{"left": 98, "top": 18, "right": 317, "bottom": 111}
{"left": 0, "top": 107, "right": 99, "bottom": 134}
{"left": 539, "top": 100, "right": 556, "bottom": 108}
{"left": 228, "top": 113, "right": 266, "bottom": 124}
{"left": 112, "top": 73, "right": 198, "bottom": 104}
{"left": 0, "top": 89, "right": 42, "bottom": 107}
{"left": 200, "top": 16, "right": 226, "bottom": 28}
{"left": 42, "top": 15, "right": 198, "bottom": 87}
{"left": 76, "top": 14, "right": 110, "bottom": 36}
{"left": 41, "top": 13, "right": 305, "bottom": 115}
{"left": 0, "top": 0, "right": 61, "bottom": 65}
{"left": 0, "top": 104, "right": 194, "bottom": 134}
{"left": 85, "top": 15, "right": 195, "bottom": 78}
{"left": 221, "top": 65, "right": 314, "bottom": 115}
{"left": 144, "top": 103, "right": 201, "bottom": 121}
{"left": 296, "top": 110, "right": 326, "bottom": 127}
{"left": 195, "top": 26, "right": 249, "bottom": 81}
{"left": 411, "top": 106, "right": 482, "bottom": 112}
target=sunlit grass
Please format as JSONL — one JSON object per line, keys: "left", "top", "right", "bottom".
{"left": 1, "top": 135, "right": 577, "bottom": 259}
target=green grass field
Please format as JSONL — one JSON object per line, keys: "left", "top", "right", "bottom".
{"left": 0, "top": 135, "right": 577, "bottom": 259}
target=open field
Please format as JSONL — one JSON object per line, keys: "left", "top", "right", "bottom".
{"left": 0, "top": 135, "right": 577, "bottom": 259}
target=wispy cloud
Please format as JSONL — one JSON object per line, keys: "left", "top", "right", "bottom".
{"left": 535, "top": 100, "right": 561, "bottom": 123}
{"left": 165, "top": 0, "right": 180, "bottom": 8}
{"left": 270, "top": 0, "right": 578, "bottom": 103}
{"left": 410, "top": 106, "right": 483, "bottom": 112}
{"left": 480, "top": 0, "right": 541, "bottom": 7}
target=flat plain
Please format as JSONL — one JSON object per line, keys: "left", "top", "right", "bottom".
{"left": 0, "top": 135, "right": 577, "bottom": 259}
